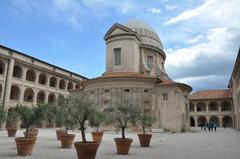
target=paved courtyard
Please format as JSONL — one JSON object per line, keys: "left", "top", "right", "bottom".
{"left": 0, "top": 128, "right": 240, "bottom": 159}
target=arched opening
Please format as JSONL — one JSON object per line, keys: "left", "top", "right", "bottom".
{"left": 59, "top": 79, "right": 66, "bottom": 90}
{"left": 209, "top": 116, "right": 220, "bottom": 127}
{"left": 37, "top": 91, "right": 45, "bottom": 104}
{"left": 12, "top": 65, "right": 23, "bottom": 78}
{"left": 209, "top": 102, "right": 218, "bottom": 111}
{"left": 222, "top": 116, "right": 233, "bottom": 127}
{"left": 197, "top": 116, "right": 207, "bottom": 126}
{"left": 221, "top": 101, "right": 232, "bottom": 111}
{"left": 49, "top": 76, "right": 57, "bottom": 87}
{"left": 38, "top": 73, "right": 47, "bottom": 85}
{"left": 0, "top": 60, "right": 5, "bottom": 75}
{"left": 196, "top": 102, "right": 206, "bottom": 112}
{"left": 48, "top": 93, "right": 56, "bottom": 104}
{"left": 190, "top": 116, "right": 195, "bottom": 127}
{"left": 24, "top": 88, "right": 34, "bottom": 102}
{"left": 75, "top": 84, "right": 80, "bottom": 90}
{"left": 189, "top": 102, "right": 194, "bottom": 112}
{"left": 0, "top": 83, "right": 2, "bottom": 99}
{"left": 10, "top": 85, "right": 20, "bottom": 100}
{"left": 67, "top": 82, "right": 74, "bottom": 90}
{"left": 26, "top": 69, "right": 36, "bottom": 82}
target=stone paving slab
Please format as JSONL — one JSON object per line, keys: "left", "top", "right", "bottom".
{"left": 0, "top": 128, "right": 240, "bottom": 159}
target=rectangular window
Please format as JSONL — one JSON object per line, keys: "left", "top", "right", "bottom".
{"left": 163, "top": 93, "right": 168, "bottom": 101}
{"left": 114, "top": 48, "right": 121, "bottom": 65}
{"left": 147, "top": 55, "right": 153, "bottom": 69}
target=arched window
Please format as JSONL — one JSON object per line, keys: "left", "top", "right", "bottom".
{"left": 48, "top": 93, "right": 56, "bottom": 104}
{"left": 0, "top": 60, "right": 5, "bottom": 75}
{"left": 208, "top": 102, "right": 218, "bottom": 111}
{"left": 10, "top": 85, "right": 20, "bottom": 100}
{"left": 37, "top": 91, "right": 45, "bottom": 104}
{"left": 12, "top": 65, "right": 23, "bottom": 78}
{"left": 209, "top": 116, "right": 220, "bottom": 127}
{"left": 26, "top": 69, "right": 36, "bottom": 82}
{"left": 67, "top": 82, "right": 73, "bottom": 90}
{"left": 59, "top": 79, "right": 66, "bottom": 90}
{"left": 49, "top": 76, "right": 57, "bottom": 87}
{"left": 221, "top": 101, "right": 232, "bottom": 111}
{"left": 75, "top": 84, "right": 80, "bottom": 90}
{"left": 38, "top": 73, "right": 47, "bottom": 85}
{"left": 189, "top": 102, "right": 194, "bottom": 112}
{"left": 196, "top": 102, "right": 206, "bottom": 112}
{"left": 197, "top": 116, "right": 207, "bottom": 126}
{"left": 222, "top": 116, "right": 233, "bottom": 127}
{"left": 0, "top": 83, "right": 2, "bottom": 99}
{"left": 24, "top": 88, "right": 34, "bottom": 102}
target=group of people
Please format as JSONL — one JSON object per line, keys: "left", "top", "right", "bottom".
{"left": 199, "top": 123, "right": 217, "bottom": 131}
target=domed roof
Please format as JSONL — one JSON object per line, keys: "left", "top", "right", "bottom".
{"left": 124, "top": 19, "right": 163, "bottom": 50}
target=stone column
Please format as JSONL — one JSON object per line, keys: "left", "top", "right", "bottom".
{"left": 3, "top": 58, "right": 15, "bottom": 110}
{"left": 194, "top": 104, "right": 197, "bottom": 112}
{"left": 219, "top": 116, "right": 223, "bottom": 127}
{"left": 19, "top": 86, "right": 25, "bottom": 104}
{"left": 33, "top": 89, "right": 37, "bottom": 106}
{"left": 194, "top": 116, "right": 198, "bottom": 127}
{"left": 22, "top": 67, "right": 27, "bottom": 82}
{"left": 35, "top": 71, "right": 40, "bottom": 85}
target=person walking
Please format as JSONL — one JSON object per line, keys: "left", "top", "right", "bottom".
{"left": 213, "top": 124, "right": 217, "bottom": 131}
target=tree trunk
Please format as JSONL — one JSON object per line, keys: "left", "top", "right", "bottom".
{"left": 143, "top": 127, "right": 145, "bottom": 134}
{"left": 121, "top": 127, "right": 125, "bottom": 139}
{"left": 81, "top": 126, "right": 86, "bottom": 143}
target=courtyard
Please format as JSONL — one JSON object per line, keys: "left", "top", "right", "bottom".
{"left": 0, "top": 128, "right": 239, "bottom": 159}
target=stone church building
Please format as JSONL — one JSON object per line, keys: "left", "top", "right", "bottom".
{"left": 71, "top": 20, "right": 192, "bottom": 132}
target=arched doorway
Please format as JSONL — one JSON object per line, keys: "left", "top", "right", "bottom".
{"left": 37, "top": 91, "right": 45, "bottom": 104}
{"left": 26, "top": 69, "right": 36, "bottom": 82}
{"left": 208, "top": 102, "right": 218, "bottom": 111}
{"left": 38, "top": 73, "right": 47, "bottom": 85}
{"left": 59, "top": 79, "right": 66, "bottom": 90}
{"left": 197, "top": 102, "right": 206, "bottom": 112}
{"left": 209, "top": 116, "right": 220, "bottom": 127}
{"left": 222, "top": 116, "right": 233, "bottom": 127}
{"left": 190, "top": 116, "right": 195, "bottom": 127}
{"left": 12, "top": 65, "right": 23, "bottom": 78}
{"left": 67, "top": 82, "right": 74, "bottom": 90}
{"left": 221, "top": 101, "right": 232, "bottom": 111}
{"left": 48, "top": 93, "right": 56, "bottom": 104}
{"left": 10, "top": 85, "right": 20, "bottom": 100}
{"left": 24, "top": 88, "right": 34, "bottom": 102}
{"left": 197, "top": 116, "right": 207, "bottom": 126}
{"left": 49, "top": 76, "right": 57, "bottom": 87}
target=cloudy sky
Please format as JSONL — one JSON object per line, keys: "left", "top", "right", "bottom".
{"left": 0, "top": 0, "right": 239, "bottom": 91}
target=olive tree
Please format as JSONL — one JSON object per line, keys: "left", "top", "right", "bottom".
{"left": 136, "top": 108, "right": 155, "bottom": 134}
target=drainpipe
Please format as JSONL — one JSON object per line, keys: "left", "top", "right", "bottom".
{"left": 2, "top": 54, "right": 11, "bottom": 110}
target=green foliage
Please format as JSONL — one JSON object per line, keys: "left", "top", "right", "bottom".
{"left": 0, "top": 106, "right": 7, "bottom": 125}
{"left": 68, "top": 96, "right": 94, "bottom": 142}
{"left": 44, "top": 103, "right": 58, "bottom": 126}
{"left": 55, "top": 96, "right": 70, "bottom": 128}
{"left": 89, "top": 111, "right": 106, "bottom": 132}
{"left": 6, "top": 107, "right": 20, "bottom": 128}
{"left": 136, "top": 108, "right": 155, "bottom": 134}
{"left": 105, "top": 103, "right": 138, "bottom": 139}
{"left": 15, "top": 105, "right": 45, "bottom": 131}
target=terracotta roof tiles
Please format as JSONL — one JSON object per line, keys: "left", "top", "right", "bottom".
{"left": 189, "top": 89, "right": 232, "bottom": 100}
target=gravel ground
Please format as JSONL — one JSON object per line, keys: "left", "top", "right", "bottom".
{"left": 0, "top": 128, "right": 240, "bottom": 159}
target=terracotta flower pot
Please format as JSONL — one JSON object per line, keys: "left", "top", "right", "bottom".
{"left": 56, "top": 130, "right": 66, "bottom": 140}
{"left": 138, "top": 134, "right": 152, "bottom": 147}
{"left": 74, "top": 142, "right": 100, "bottom": 159}
{"left": 60, "top": 134, "right": 75, "bottom": 148}
{"left": 23, "top": 131, "right": 38, "bottom": 138}
{"left": 114, "top": 138, "right": 133, "bottom": 155}
{"left": 15, "top": 137, "right": 36, "bottom": 156}
{"left": 7, "top": 128, "right": 17, "bottom": 137}
{"left": 91, "top": 132, "right": 104, "bottom": 142}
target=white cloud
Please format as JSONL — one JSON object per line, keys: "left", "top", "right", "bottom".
{"left": 166, "top": 5, "right": 177, "bottom": 11}
{"left": 186, "top": 34, "right": 204, "bottom": 44}
{"left": 147, "top": 7, "right": 161, "bottom": 14}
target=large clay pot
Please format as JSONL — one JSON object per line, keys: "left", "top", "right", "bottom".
{"left": 56, "top": 130, "right": 66, "bottom": 140}
{"left": 138, "top": 134, "right": 152, "bottom": 147}
{"left": 15, "top": 137, "right": 36, "bottom": 156}
{"left": 114, "top": 138, "right": 133, "bottom": 155}
{"left": 7, "top": 128, "right": 17, "bottom": 137}
{"left": 74, "top": 142, "right": 100, "bottom": 159}
{"left": 60, "top": 134, "right": 75, "bottom": 148}
{"left": 91, "top": 132, "right": 104, "bottom": 142}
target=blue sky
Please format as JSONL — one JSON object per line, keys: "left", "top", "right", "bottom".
{"left": 0, "top": 0, "right": 239, "bottom": 91}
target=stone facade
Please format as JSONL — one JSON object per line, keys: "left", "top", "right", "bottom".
{"left": 71, "top": 20, "right": 192, "bottom": 132}
{"left": 0, "top": 45, "right": 87, "bottom": 127}
{"left": 189, "top": 89, "right": 234, "bottom": 128}
{"left": 228, "top": 48, "right": 240, "bottom": 130}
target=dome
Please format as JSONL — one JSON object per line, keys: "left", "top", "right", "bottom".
{"left": 124, "top": 19, "right": 163, "bottom": 50}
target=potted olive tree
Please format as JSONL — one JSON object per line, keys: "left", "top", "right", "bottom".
{"left": 6, "top": 107, "right": 20, "bottom": 137}
{"left": 89, "top": 111, "right": 106, "bottom": 142}
{"left": 136, "top": 108, "right": 155, "bottom": 147}
{"left": 0, "top": 106, "right": 7, "bottom": 131}
{"left": 15, "top": 105, "right": 45, "bottom": 156}
{"left": 106, "top": 103, "right": 138, "bottom": 155}
{"left": 68, "top": 96, "right": 100, "bottom": 159}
